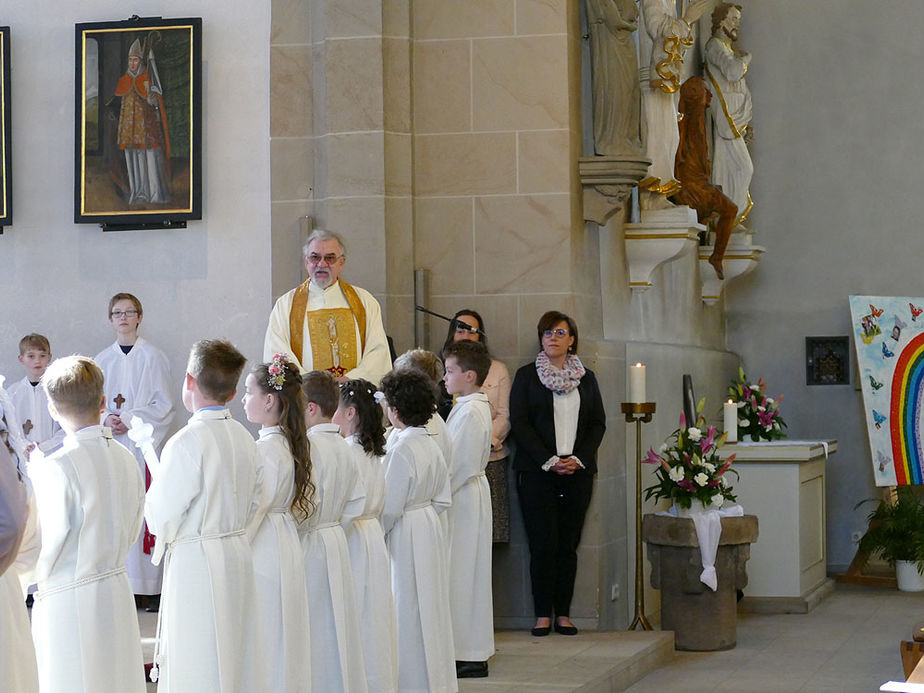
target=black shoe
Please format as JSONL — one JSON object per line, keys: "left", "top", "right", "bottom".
{"left": 144, "top": 595, "right": 161, "bottom": 613}
{"left": 531, "top": 625, "right": 551, "bottom": 637}
{"left": 456, "top": 661, "right": 488, "bottom": 678}
{"left": 554, "top": 621, "right": 578, "bottom": 636}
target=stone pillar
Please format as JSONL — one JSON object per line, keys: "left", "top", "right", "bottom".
{"left": 643, "top": 513, "right": 758, "bottom": 651}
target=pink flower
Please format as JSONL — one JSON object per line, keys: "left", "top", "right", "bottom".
{"left": 679, "top": 412, "right": 686, "bottom": 429}
{"left": 700, "top": 426, "right": 716, "bottom": 453}
{"left": 644, "top": 448, "right": 662, "bottom": 465}
{"left": 678, "top": 479, "right": 695, "bottom": 491}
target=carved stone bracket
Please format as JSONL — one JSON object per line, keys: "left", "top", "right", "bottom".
{"left": 624, "top": 206, "right": 703, "bottom": 292}
{"left": 579, "top": 155, "right": 651, "bottom": 225}
{"left": 699, "top": 242, "right": 766, "bottom": 305}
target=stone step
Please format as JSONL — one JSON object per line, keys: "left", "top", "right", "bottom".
{"left": 459, "top": 629, "right": 675, "bottom": 692}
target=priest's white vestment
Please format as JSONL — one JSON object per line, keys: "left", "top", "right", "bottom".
{"left": 344, "top": 434, "right": 398, "bottom": 693}
{"left": 383, "top": 425, "right": 457, "bottom": 693}
{"left": 445, "top": 392, "right": 495, "bottom": 662}
{"left": 247, "top": 427, "right": 311, "bottom": 693}
{"left": 30, "top": 426, "right": 146, "bottom": 693}
{"left": 145, "top": 409, "right": 262, "bottom": 693}
{"left": 263, "top": 279, "right": 392, "bottom": 383}
{"left": 94, "top": 337, "right": 174, "bottom": 594}
{"left": 300, "top": 423, "right": 368, "bottom": 693}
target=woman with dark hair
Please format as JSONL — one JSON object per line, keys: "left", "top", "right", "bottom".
{"left": 510, "top": 311, "right": 606, "bottom": 637}
{"left": 442, "top": 309, "right": 512, "bottom": 543}
{"left": 379, "top": 370, "right": 455, "bottom": 692}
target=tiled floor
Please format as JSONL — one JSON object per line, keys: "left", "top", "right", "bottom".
{"left": 137, "top": 583, "right": 923, "bottom": 692}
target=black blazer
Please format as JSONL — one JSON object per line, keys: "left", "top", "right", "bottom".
{"left": 510, "top": 362, "right": 606, "bottom": 475}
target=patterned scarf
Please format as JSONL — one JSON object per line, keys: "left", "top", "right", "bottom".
{"left": 535, "top": 351, "right": 585, "bottom": 394}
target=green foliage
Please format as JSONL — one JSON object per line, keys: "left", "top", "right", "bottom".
{"left": 856, "top": 488, "right": 924, "bottom": 573}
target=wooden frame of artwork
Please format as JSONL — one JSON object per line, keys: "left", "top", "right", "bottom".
{"left": 74, "top": 16, "right": 202, "bottom": 230}
{"left": 0, "top": 27, "right": 12, "bottom": 230}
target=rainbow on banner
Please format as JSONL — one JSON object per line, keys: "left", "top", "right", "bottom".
{"left": 890, "top": 331, "right": 924, "bottom": 485}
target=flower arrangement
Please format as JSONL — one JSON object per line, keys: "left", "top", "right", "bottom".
{"left": 267, "top": 353, "right": 288, "bottom": 391}
{"left": 643, "top": 398, "right": 738, "bottom": 510}
{"left": 728, "top": 367, "right": 787, "bottom": 442}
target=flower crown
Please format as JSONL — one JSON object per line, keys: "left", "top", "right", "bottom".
{"left": 267, "top": 353, "right": 289, "bottom": 391}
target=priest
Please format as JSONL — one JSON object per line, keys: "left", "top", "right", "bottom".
{"left": 263, "top": 229, "right": 391, "bottom": 384}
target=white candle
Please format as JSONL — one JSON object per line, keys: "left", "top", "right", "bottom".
{"left": 724, "top": 400, "right": 738, "bottom": 443}
{"left": 629, "top": 363, "right": 646, "bottom": 403}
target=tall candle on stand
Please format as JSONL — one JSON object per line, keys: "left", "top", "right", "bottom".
{"left": 724, "top": 399, "right": 738, "bottom": 443}
{"left": 629, "top": 363, "right": 646, "bottom": 403}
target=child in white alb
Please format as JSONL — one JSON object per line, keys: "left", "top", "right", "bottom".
{"left": 30, "top": 356, "right": 146, "bottom": 693}
{"left": 380, "top": 369, "right": 457, "bottom": 693}
{"left": 144, "top": 340, "right": 262, "bottom": 692}
{"left": 333, "top": 378, "right": 398, "bottom": 693}
{"left": 442, "top": 341, "right": 495, "bottom": 678}
{"left": 242, "top": 355, "right": 312, "bottom": 693}
{"left": 300, "top": 370, "right": 368, "bottom": 693}
{"left": 6, "top": 334, "right": 64, "bottom": 460}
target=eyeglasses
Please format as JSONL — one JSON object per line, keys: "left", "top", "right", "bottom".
{"left": 110, "top": 310, "right": 139, "bottom": 318}
{"left": 306, "top": 253, "right": 343, "bottom": 266}
{"left": 542, "top": 329, "right": 569, "bottom": 338}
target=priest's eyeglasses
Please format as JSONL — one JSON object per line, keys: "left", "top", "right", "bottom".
{"left": 542, "top": 329, "right": 569, "bottom": 337}
{"left": 307, "top": 253, "right": 344, "bottom": 265}
{"left": 110, "top": 310, "right": 140, "bottom": 318}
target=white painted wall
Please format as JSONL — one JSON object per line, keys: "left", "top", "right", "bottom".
{"left": 0, "top": 2, "right": 271, "bottom": 430}
{"left": 726, "top": 1, "right": 924, "bottom": 569}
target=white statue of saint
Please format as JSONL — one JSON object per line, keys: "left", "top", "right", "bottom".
{"left": 638, "top": 0, "right": 713, "bottom": 208}
{"left": 704, "top": 2, "right": 753, "bottom": 227}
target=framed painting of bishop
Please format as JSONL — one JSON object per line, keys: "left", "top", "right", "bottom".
{"left": 74, "top": 17, "right": 202, "bottom": 228}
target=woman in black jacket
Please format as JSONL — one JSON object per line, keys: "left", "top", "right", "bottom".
{"left": 510, "top": 311, "right": 606, "bottom": 636}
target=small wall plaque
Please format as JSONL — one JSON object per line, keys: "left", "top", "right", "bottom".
{"left": 806, "top": 336, "right": 850, "bottom": 386}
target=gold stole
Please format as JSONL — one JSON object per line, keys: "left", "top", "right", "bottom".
{"left": 288, "top": 279, "right": 367, "bottom": 376}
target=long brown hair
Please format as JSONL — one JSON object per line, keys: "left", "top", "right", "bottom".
{"left": 252, "top": 359, "right": 315, "bottom": 521}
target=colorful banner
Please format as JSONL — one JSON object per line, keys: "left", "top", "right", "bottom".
{"left": 850, "top": 295, "right": 924, "bottom": 486}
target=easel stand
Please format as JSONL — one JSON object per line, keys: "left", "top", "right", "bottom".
{"left": 836, "top": 485, "right": 898, "bottom": 588}
{"left": 623, "top": 401, "right": 656, "bottom": 631}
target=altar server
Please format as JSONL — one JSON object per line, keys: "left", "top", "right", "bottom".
{"left": 380, "top": 369, "right": 457, "bottom": 693}
{"left": 145, "top": 340, "right": 262, "bottom": 691}
{"left": 442, "top": 341, "right": 495, "bottom": 678}
{"left": 334, "top": 378, "right": 399, "bottom": 693}
{"left": 7, "top": 334, "right": 65, "bottom": 459}
{"left": 94, "top": 292, "right": 174, "bottom": 603}
{"left": 300, "top": 370, "right": 368, "bottom": 693}
{"left": 242, "top": 355, "right": 313, "bottom": 693}
{"left": 31, "top": 356, "right": 146, "bottom": 693}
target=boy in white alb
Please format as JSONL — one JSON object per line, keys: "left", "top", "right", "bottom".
{"left": 145, "top": 340, "right": 262, "bottom": 692}
{"left": 442, "top": 341, "right": 495, "bottom": 678}
{"left": 30, "top": 356, "right": 146, "bottom": 693}
{"left": 6, "top": 334, "right": 64, "bottom": 460}
{"left": 94, "top": 293, "right": 174, "bottom": 605}
{"left": 300, "top": 370, "right": 368, "bottom": 693}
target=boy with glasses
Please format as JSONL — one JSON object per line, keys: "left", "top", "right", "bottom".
{"left": 94, "top": 292, "right": 174, "bottom": 611}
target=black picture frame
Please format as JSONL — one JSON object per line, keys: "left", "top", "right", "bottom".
{"left": 0, "top": 27, "right": 12, "bottom": 231}
{"left": 74, "top": 16, "right": 202, "bottom": 230}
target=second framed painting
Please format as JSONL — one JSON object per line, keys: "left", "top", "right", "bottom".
{"left": 74, "top": 17, "right": 202, "bottom": 229}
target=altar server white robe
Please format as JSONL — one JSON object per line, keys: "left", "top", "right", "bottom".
{"left": 30, "top": 426, "right": 146, "bottom": 693}
{"left": 344, "top": 435, "right": 398, "bottom": 693}
{"left": 300, "top": 423, "right": 368, "bottom": 693}
{"left": 94, "top": 337, "right": 174, "bottom": 594}
{"left": 383, "top": 425, "right": 457, "bottom": 693}
{"left": 145, "top": 409, "right": 263, "bottom": 693}
{"left": 247, "top": 427, "right": 311, "bottom": 693}
{"left": 445, "top": 392, "right": 495, "bottom": 661}
{"left": 7, "top": 377, "right": 65, "bottom": 455}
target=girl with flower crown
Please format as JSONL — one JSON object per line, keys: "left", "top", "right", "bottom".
{"left": 333, "top": 379, "right": 399, "bottom": 693}
{"left": 242, "top": 355, "right": 314, "bottom": 693}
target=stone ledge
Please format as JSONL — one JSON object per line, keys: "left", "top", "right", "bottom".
{"left": 642, "top": 513, "right": 759, "bottom": 547}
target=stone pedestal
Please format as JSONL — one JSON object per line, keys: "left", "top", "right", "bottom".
{"left": 643, "top": 513, "right": 758, "bottom": 651}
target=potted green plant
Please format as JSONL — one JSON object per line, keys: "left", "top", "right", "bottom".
{"left": 856, "top": 487, "right": 924, "bottom": 592}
